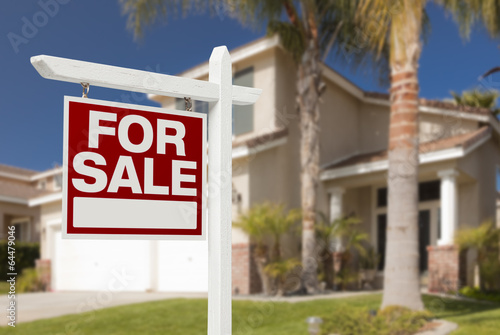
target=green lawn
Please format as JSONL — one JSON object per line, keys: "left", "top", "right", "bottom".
{"left": 0, "top": 294, "right": 498, "bottom": 334}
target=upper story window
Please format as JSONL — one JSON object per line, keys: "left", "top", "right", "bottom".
{"left": 37, "top": 180, "right": 46, "bottom": 190}
{"left": 54, "top": 174, "right": 62, "bottom": 190}
{"left": 233, "top": 67, "right": 254, "bottom": 136}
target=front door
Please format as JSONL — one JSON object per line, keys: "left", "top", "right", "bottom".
{"left": 418, "top": 210, "right": 431, "bottom": 272}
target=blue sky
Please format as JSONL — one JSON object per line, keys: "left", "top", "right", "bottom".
{"left": 1, "top": 1, "right": 500, "bottom": 189}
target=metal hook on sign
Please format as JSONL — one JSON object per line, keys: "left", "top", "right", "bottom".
{"left": 81, "top": 82, "right": 90, "bottom": 98}
{"left": 184, "top": 97, "right": 192, "bottom": 111}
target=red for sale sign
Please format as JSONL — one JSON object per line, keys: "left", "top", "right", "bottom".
{"left": 63, "top": 97, "right": 207, "bottom": 240}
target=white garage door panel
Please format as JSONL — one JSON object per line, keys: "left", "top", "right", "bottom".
{"left": 54, "top": 231, "right": 150, "bottom": 291}
{"left": 157, "top": 240, "right": 208, "bottom": 292}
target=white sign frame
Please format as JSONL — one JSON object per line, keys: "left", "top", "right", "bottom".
{"left": 62, "top": 96, "right": 208, "bottom": 241}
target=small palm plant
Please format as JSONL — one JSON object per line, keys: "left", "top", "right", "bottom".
{"left": 315, "top": 212, "right": 337, "bottom": 289}
{"left": 233, "top": 203, "right": 301, "bottom": 295}
{"left": 316, "top": 214, "right": 368, "bottom": 290}
{"left": 233, "top": 203, "right": 273, "bottom": 294}
{"left": 264, "top": 258, "right": 301, "bottom": 296}
{"left": 455, "top": 220, "right": 500, "bottom": 292}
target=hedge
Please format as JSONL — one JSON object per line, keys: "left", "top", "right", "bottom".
{"left": 0, "top": 241, "right": 40, "bottom": 281}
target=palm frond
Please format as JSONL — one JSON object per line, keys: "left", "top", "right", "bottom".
{"left": 267, "top": 21, "right": 305, "bottom": 62}
{"left": 437, "top": 0, "right": 500, "bottom": 39}
{"left": 454, "top": 220, "right": 500, "bottom": 251}
{"left": 450, "top": 88, "right": 500, "bottom": 114}
{"left": 119, "top": 0, "right": 219, "bottom": 38}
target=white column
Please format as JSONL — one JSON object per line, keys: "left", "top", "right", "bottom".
{"left": 438, "top": 169, "right": 459, "bottom": 246}
{"left": 328, "top": 187, "right": 345, "bottom": 252}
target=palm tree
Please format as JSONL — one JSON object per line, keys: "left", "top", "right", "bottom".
{"left": 233, "top": 203, "right": 273, "bottom": 294}
{"left": 358, "top": 0, "right": 500, "bottom": 310}
{"left": 264, "top": 204, "right": 301, "bottom": 261}
{"left": 119, "top": 0, "right": 387, "bottom": 293}
{"left": 451, "top": 89, "right": 500, "bottom": 115}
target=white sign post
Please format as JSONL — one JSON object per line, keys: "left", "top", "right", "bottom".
{"left": 31, "top": 46, "right": 261, "bottom": 335}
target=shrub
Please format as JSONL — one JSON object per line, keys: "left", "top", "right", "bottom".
{"left": 0, "top": 242, "right": 39, "bottom": 281}
{"left": 17, "top": 268, "right": 46, "bottom": 293}
{"left": 320, "top": 305, "right": 433, "bottom": 335}
{"left": 455, "top": 220, "right": 500, "bottom": 291}
{"left": 459, "top": 286, "right": 500, "bottom": 303}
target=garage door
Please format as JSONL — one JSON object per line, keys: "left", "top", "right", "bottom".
{"left": 51, "top": 228, "right": 208, "bottom": 292}
{"left": 157, "top": 240, "right": 208, "bottom": 292}
{"left": 52, "top": 229, "right": 151, "bottom": 291}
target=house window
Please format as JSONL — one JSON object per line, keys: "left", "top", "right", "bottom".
{"left": 54, "top": 174, "right": 62, "bottom": 190}
{"left": 195, "top": 100, "right": 209, "bottom": 140}
{"left": 437, "top": 207, "right": 441, "bottom": 240}
{"left": 11, "top": 217, "right": 30, "bottom": 242}
{"left": 377, "top": 214, "right": 387, "bottom": 271}
{"left": 377, "top": 188, "right": 387, "bottom": 208}
{"left": 233, "top": 67, "right": 254, "bottom": 136}
{"left": 37, "top": 180, "right": 46, "bottom": 190}
{"left": 377, "top": 180, "right": 440, "bottom": 208}
{"left": 175, "top": 98, "right": 185, "bottom": 111}
{"left": 419, "top": 180, "right": 440, "bottom": 202}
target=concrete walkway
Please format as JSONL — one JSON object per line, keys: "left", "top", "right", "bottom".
{"left": 2, "top": 290, "right": 381, "bottom": 324}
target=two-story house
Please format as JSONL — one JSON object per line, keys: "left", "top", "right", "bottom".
{"left": 4, "top": 36, "right": 499, "bottom": 294}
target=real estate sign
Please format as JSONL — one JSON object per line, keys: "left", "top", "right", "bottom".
{"left": 63, "top": 97, "right": 207, "bottom": 239}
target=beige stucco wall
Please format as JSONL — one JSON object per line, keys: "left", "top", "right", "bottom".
{"left": 419, "top": 113, "right": 478, "bottom": 143}
{"left": 358, "top": 103, "right": 389, "bottom": 154}
{"left": 458, "top": 139, "right": 500, "bottom": 226}
{"left": 319, "top": 80, "right": 360, "bottom": 166}
{"left": 39, "top": 200, "right": 62, "bottom": 259}
{"left": 232, "top": 157, "right": 250, "bottom": 244}
{"left": 248, "top": 144, "right": 290, "bottom": 205}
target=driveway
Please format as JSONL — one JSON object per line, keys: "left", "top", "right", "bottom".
{"left": 1, "top": 291, "right": 207, "bottom": 324}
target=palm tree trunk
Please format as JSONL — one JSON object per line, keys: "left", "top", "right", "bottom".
{"left": 254, "top": 253, "right": 272, "bottom": 295}
{"left": 298, "top": 39, "right": 322, "bottom": 294}
{"left": 381, "top": 3, "right": 424, "bottom": 310}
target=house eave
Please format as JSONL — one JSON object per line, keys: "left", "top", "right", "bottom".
{"left": 29, "top": 192, "right": 62, "bottom": 207}
{"left": 232, "top": 136, "right": 287, "bottom": 160}
{"left": 0, "top": 195, "right": 28, "bottom": 205}
{"left": 320, "top": 132, "right": 491, "bottom": 181}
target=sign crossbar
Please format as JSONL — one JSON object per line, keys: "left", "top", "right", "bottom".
{"left": 31, "top": 55, "right": 261, "bottom": 105}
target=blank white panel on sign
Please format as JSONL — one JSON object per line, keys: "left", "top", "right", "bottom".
{"left": 73, "top": 197, "right": 197, "bottom": 229}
